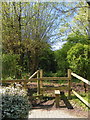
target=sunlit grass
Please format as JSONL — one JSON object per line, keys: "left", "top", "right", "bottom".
{"left": 69, "top": 92, "right": 90, "bottom": 111}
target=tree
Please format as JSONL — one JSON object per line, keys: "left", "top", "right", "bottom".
{"left": 38, "top": 47, "right": 57, "bottom": 73}
{"left": 2, "top": 2, "right": 63, "bottom": 75}
{"left": 53, "top": 1, "right": 89, "bottom": 42}
{"left": 66, "top": 32, "right": 89, "bottom": 44}
{"left": 67, "top": 43, "right": 90, "bottom": 79}
{"left": 54, "top": 42, "right": 73, "bottom": 76}
{"left": 70, "top": 2, "right": 88, "bottom": 36}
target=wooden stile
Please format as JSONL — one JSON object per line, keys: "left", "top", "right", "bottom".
{"left": 55, "top": 90, "right": 60, "bottom": 108}
{"left": 2, "top": 68, "right": 90, "bottom": 109}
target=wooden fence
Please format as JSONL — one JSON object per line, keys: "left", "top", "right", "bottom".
{"left": 71, "top": 71, "right": 90, "bottom": 108}
{"left": 1, "top": 69, "right": 90, "bottom": 108}
{"left": 1, "top": 69, "right": 71, "bottom": 98}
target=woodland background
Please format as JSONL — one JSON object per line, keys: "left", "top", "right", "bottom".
{"left": 2, "top": 1, "right": 90, "bottom": 80}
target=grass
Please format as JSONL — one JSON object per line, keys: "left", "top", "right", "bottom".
{"left": 69, "top": 92, "right": 90, "bottom": 111}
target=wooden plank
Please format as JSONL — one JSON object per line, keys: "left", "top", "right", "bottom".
{"left": 29, "top": 70, "right": 39, "bottom": 79}
{"left": 40, "top": 77, "right": 70, "bottom": 80}
{"left": 55, "top": 90, "right": 60, "bottom": 94}
{"left": 2, "top": 78, "right": 38, "bottom": 83}
{"left": 72, "top": 90, "right": 90, "bottom": 108}
{"left": 71, "top": 72, "right": 90, "bottom": 85}
{"left": 28, "top": 78, "right": 38, "bottom": 82}
{"left": 40, "top": 86, "right": 68, "bottom": 91}
{"left": 2, "top": 79, "right": 26, "bottom": 83}
{"left": 2, "top": 77, "right": 69, "bottom": 83}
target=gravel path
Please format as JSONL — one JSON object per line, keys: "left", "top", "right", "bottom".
{"left": 28, "top": 109, "right": 83, "bottom": 118}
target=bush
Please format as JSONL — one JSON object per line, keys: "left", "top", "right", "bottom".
{"left": 1, "top": 85, "right": 31, "bottom": 119}
{"left": 2, "top": 54, "right": 21, "bottom": 79}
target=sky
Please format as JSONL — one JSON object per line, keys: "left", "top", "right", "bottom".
{"left": 51, "top": 41, "right": 67, "bottom": 51}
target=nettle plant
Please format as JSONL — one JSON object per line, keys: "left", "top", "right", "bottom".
{"left": 1, "top": 85, "right": 31, "bottom": 120}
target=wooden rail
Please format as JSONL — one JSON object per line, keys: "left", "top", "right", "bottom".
{"left": 1, "top": 69, "right": 71, "bottom": 98}
{"left": 72, "top": 90, "right": 90, "bottom": 108}
{"left": 71, "top": 71, "right": 90, "bottom": 108}
{"left": 1, "top": 68, "right": 90, "bottom": 109}
{"left": 29, "top": 70, "right": 39, "bottom": 80}
{"left": 1, "top": 78, "right": 38, "bottom": 83}
{"left": 71, "top": 72, "right": 90, "bottom": 85}
{"left": 39, "top": 77, "right": 70, "bottom": 80}
{"left": 41, "top": 86, "right": 68, "bottom": 91}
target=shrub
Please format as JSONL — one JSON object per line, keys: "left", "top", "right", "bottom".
{"left": 2, "top": 54, "right": 22, "bottom": 79}
{"left": 1, "top": 85, "right": 31, "bottom": 120}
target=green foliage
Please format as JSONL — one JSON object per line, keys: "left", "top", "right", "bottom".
{"left": 71, "top": 92, "right": 90, "bottom": 111}
{"left": 2, "top": 54, "right": 21, "bottom": 79}
{"left": 67, "top": 32, "right": 89, "bottom": 44}
{"left": 54, "top": 42, "right": 73, "bottom": 76}
{"left": 54, "top": 70, "right": 65, "bottom": 77}
{"left": 39, "top": 47, "right": 57, "bottom": 73}
{"left": 70, "top": 2, "right": 88, "bottom": 36}
{"left": 2, "top": 2, "right": 62, "bottom": 74}
{"left": 2, "top": 1, "right": 89, "bottom": 79}
{"left": 67, "top": 43, "right": 90, "bottom": 79}
{"left": 1, "top": 85, "right": 31, "bottom": 119}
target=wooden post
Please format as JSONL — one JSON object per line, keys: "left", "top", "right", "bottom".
{"left": 37, "top": 72, "right": 40, "bottom": 95}
{"left": 40, "top": 69, "right": 43, "bottom": 95}
{"left": 68, "top": 69, "right": 71, "bottom": 99}
{"left": 55, "top": 90, "right": 60, "bottom": 108}
{"left": 24, "top": 77, "right": 27, "bottom": 90}
{"left": 40, "top": 69, "right": 43, "bottom": 88}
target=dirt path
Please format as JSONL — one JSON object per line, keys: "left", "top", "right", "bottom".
{"left": 28, "top": 108, "right": 86, "bottom": 118}
{"left": 28, "top": 99, "right": 88, "bottom": 118}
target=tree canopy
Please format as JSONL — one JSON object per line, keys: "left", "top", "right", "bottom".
{"left": 1, "top": 1, "right": 89, "bottom": 80}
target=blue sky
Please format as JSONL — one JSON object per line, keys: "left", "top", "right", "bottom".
{"left": 50, "top": 2, "right": 79, "bottom": 51}
{"left": 51, "top": 41, "right": 66, "bottom": 50}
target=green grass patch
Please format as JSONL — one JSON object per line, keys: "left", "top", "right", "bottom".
{"left": 70, "top": 92, "right": 90, "bottom": 111}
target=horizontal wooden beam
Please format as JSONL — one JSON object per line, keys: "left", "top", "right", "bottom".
{"left": 40, "top": 77, "right": 70, "bottom": 80}
{"left": 1, "top": 77, "right": 69, "bottom": 84}
{"left": 29, "top": 70, "right": 39, "bottom": 80}
{"left": 41, "top": 86, "right": 68, "bottom": 91}
{"left": 1, "top": 79, "right": 26, "bottom": 83}
{"left": 72, "top": 90, "right": 90, "bottom": 108}
{"left": 1, "top": 78, "right": 38, "bottom": 83}
{"left": 71, "top": 72, "right": 90, "bottom": 85}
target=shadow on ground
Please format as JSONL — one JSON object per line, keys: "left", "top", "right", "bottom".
{"left": 28, "top": 89, "right": 74, "bottom": 110}
{"left": 61, "top": 92, "right": 73, "bottom": 109}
